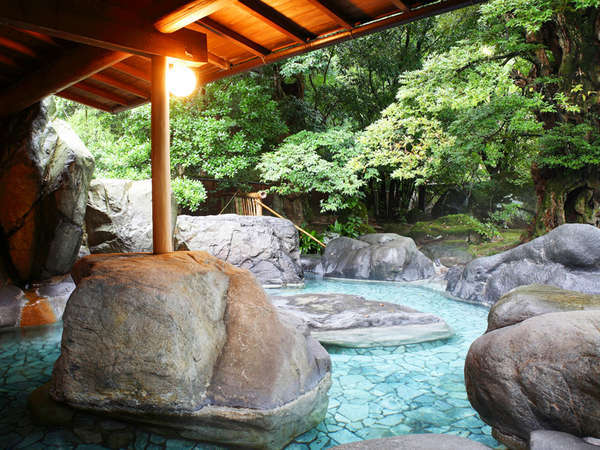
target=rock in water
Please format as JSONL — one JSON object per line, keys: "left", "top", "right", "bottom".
{"left": 0, "top": 102, "right": 94, "bottom": 282}
{"left": 465, "top": 310, "right": 600, "bottom": 447}
{"left": 322, "top": 234, "right": 434, "bottom": 281}
{"left": 447, "top": 224, "right": 600, "bottom": 306}
{"left": 487, "top": 284, "right": 600, "bottom": 332}
{"left": 270, "top": 293, "right": 453, "bottom": 347}
{"left": 175, "top": 214, "right": 303, "bottom": 286}
{"left": 85, "top": 179, "right": 177, "bottom": 254}
{"left": 50, "top": 251, "right": 330, "bottom": 449}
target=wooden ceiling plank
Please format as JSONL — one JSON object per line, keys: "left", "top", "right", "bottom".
{"left": 207, "top": 52, "right": 231, "bottom": 70}
{"left": 74, "top": 81, "right": 131, "bottom": 105}
{"left": 91, "top": 72, "right": 149, "bottom": 99}
{"left": 155, "top": 0, "right": 230, "bottom": 33}
{"left": 0, "top": 0, "right": 207, "bottom": 62}
{"left": 112, "top": 61, "right": 151, "bottom": 83}
{"left": 304, "top": 0, "right": 353, "bottom": 29}
{"left": 390, "top": 0, "right": 411, "bottom": 12}
{"left": 232, "top": 0, "right": 315, "bottom": 43}
{"left": 57, "top": 91, "right": 114, "bottom": 112}
{"left": 200, "top": 0, "right": 486, "bottom": 85}
{"left": 193, "top": 18, "right": 269, "bottom": 57}
{"left": 0, "top": 46, "right": 129, "bottom": 116}
{"left": 0, "top": 36, "right": 36, "bottom": 57}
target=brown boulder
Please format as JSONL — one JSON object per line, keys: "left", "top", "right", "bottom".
{"left": 50, "top": 251, "right": 330, "bottom": 449}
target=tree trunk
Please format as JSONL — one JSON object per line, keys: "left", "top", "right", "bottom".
{"left": 525, "top": 8, "right": 600, "bottom": 233}
{"left": 532, "top": 165, "right": 600, "bottom": 235}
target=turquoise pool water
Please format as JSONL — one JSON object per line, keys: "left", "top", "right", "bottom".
{"left": 0, "top": 279, "right": 498, "bottom": 449}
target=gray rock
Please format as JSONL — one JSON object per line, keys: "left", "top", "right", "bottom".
{"left": 33, "top": 275, "right": 76, "bottom": 321}
{"left": 421, "top": 241, "right": 475, "bottom": 267}
{"left": 488, "top": 284, "right": 600, "bottom": 332}
{"left": 0, "top": 103, "right": 94, "bottom": 282}
{"left": 270, "top": 293, "right": 453, "bottom": 347}
{"left": 529, "top": 431, "right": 600, "bottom": 450}
{"left": 300, "top": 254, "right": 323, "bottom": 275}
{"left": 465, "top": 310, "right": 600, "bottom": 448}
{"left": 50, "top": 251, "right": 330, "bottom": 449}
{"left": 0, "top": 285, "right": 24, "bottom": 328}
{"left": 175, "top": 214, "right": 303, "bottom": 286}
{"left": 331, "top": 434, "right": 490, "bottom": 449}
{"left": 447, "top": 224, "right": 600, "bottom": 306}
{"left": 85, "top": 179, "right": 177, "bottom": 254}
{"left": 322, "top": 234, "right": 434, "bottom": 281}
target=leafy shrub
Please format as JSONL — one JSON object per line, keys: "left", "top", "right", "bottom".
{"left": 327, "top": 216, "right": 365, "bottom": 239}
{"left": 171, "top": 177, "right": 207, "bottom": 213}
{"left": 489, "top": 202, "right": 533, "bottom": 228}
{"left": 299, "top": 228, "right": 325, "bottom": 254}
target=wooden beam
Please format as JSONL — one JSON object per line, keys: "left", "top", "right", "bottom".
{"left": 74, "top": 81, "right": 131, "bottom": 106}
{"left": 0, "top": 0, "right": 207, "bottom": 62}
{"left": 390, "top": 0, "right": 411, "bottom": 12}
{"left": 0, "top": 36, "right": 36, "bottom": 57}
{"left": 154, "top": 0, "right": 230, "bottom": 33}
{"left": 14, "top": 28, "right": 58, "bottom": 46}
{"left": 200, "top": 0, "right": 486, "bottom": 85}
{"left": 150, "top": 55, "right": 173, "bottom": 254}
{"left": 207, "top": 52, "right": 230, "bottom": 70}
{"left": 91, "top": 72, "right": 149, "bottom": 99}
{"left": 232, "top": 0, "right": 315, "bottom": 43}
{"left": 304, "top": 0, "right": 353, "bottom": 29}
{"left": 191, "top": 18, "right": 269, "bottom": 57}
{"left": 56, "top": 90, "right": 113, "bottom": 112}
{"left": 0, "top": 53, "right": 19, "bottom": 69}
{"left": 0, "top": 45, "right": 128, "bottom": 116}
{"left": 112, "top": 62, "right": 151, "bottom": 83}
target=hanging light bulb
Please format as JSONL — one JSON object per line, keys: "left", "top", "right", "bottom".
{"left": 167, "top": 64, "right": 197, "bottom": 97}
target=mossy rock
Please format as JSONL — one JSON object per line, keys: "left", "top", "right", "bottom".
{"left": 408, "top": 214, "right": 485, "bottom": 244}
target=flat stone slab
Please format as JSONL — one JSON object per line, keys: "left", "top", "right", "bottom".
{"left": 270, "top": 293, "right": 453, "bottom": 347}
{"left": 330, "top": 434, "right": 490, "bottom": 449}
{"left": 529, "top": 431, "right": 600, "bottom": 450}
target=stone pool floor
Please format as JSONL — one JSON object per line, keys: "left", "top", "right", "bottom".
{"left": 0, "top": 279, "right": 500, "bottom": 449}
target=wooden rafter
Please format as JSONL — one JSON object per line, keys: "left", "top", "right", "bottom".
{"left": 112, "top": 62, "right": 151, "bottom": 83}
{"left": 74, "top": 81, "right": 131, "bottom": 106}
{"left": 191, "top": 18, "right": 269, "bottom": 57}
{"left": 0, "top": 53, "right": 19, "bottom": 69}
{"left": 390, "top": 0, "right": 411, "bottom": 12}
{"left": 304, "top": 0, "right": 353, "bottom": 29}
{"left": 91, "top": 72, "right": 149, "bottom": 98}
{"left": 57, "top": 91, "right": 113, "bottom": 112}
{"left": 155, "top": 0, "right": 230, "bottom": 33}
{"left": 207, "top": 52, "right": 231, "bottom": 70}
{"left": 200, "top": 0, "right": 486, "bottom": 85}
{"left": 0, "top": 36, "right": 36, "bottom": 57}
{"left": 14, "top": 28, "right": 58, "bottom": 46}
{"left": 0, "top": 46, "right": 129, "bottom": 116}
{"left": 0, "top": 0, "right": 207, "bottom": 62}
{"left": 232, "top": 0, "right": 315, "bottom": 43}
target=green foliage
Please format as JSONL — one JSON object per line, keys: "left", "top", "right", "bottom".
{"left": 171, "top": 177, "right": 207, "bottom": 213}
{"left": 299, "top": 228, "right": 325, "bottom": 254}
{"left": 489, "top": 202, "right": 533, "bottom": 228}
{"left": 258, "top": 128, "right": 364, "bottom": 212}
{"left": 327, "top": 216, "right": 364, "bottom": 239}
{"left": 411, "top": 214, "right": 501, "bottom": 241}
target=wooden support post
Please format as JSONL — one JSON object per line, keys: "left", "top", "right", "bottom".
{"left": 151, "top": 55, "right": 173, "bottom": 254}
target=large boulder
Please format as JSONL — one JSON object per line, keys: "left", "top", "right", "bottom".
{"left": 322, "top": 233, "right": 434, "bottom": 281}
{"left": 487, "top": 284, "right": 600, "bottom": 332}
{"left": 0, "top": 102, "right": 94, "bottom": 282}
{"left": 174, "top": 214, "right": 303, "bottom": 286}
{"left": 50, "top": 251, "right": 330, "bottom": 449}
{"left": 465, "top": 310, "right": 600, "bottom": 448}
{"left": 447, "top": 224, "right": 600, "bottom": 306}
{"left": 85, "top": 179, "right": 177, "bottom": 253}
{"left": 270, "top": 293, "right": 453, "bottom": 347}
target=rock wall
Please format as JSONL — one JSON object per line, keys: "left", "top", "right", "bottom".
{"left": 0, "top": 102, "right": 94, "bottom": 283}
{"left": 85, "top": 178, "right": 177, "bottom": 254}
{"left": 175, "top": 214, "right": 303, "bottom": 286}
